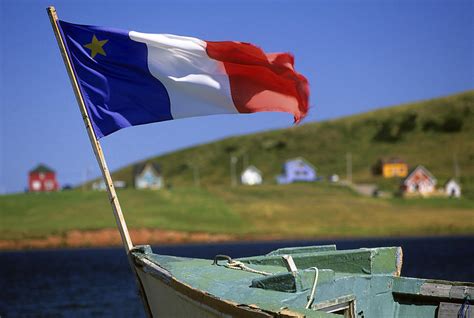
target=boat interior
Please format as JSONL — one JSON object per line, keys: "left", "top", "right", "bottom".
{"left": 132, "top": 244, "right": 473, "bottom": 317}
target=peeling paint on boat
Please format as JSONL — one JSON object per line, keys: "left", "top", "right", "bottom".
{"left": 132, "top": 244, "right": 473, "bottom": 317}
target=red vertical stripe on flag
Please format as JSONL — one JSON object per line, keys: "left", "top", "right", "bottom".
{"left": 205, "top": 41, "right": 309, "bottom": 123}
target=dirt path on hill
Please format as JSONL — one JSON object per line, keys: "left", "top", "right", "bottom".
{"left": 0, "top": 228, "right": 243, "bottom": 250}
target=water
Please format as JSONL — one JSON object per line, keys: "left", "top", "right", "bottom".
{"left": 1, "top": 236, "right": 473, "bottom": 317}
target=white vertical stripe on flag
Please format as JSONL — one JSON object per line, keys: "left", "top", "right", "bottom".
{"left": 129, "top": 32, "right": 238, "bottom": 119}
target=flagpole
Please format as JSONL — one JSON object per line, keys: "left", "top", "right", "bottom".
{"left": 46, "top": 7, "right": 152, "bottom": 316}
{"left": 47, "top": 5, "right": 133, "bottom": 255}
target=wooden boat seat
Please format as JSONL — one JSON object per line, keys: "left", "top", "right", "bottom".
{"left": 239, "top": 245, "right": 403, "bottom": 276}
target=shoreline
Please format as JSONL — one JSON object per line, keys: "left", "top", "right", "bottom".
{"left": 1, "top": 228, "right": 473, "bottom": 252}
{"left": 0, "top": 228, "right": 238, "bottom": 251}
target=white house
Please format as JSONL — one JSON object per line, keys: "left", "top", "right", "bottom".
{"left": 134, "top": 162, "right": 163, "bottom": 190}
{"left": 444, "top": 179, "right": 461, "bottom": 198}
{"left": 402, "top": 165, "right": 436, "bottom": 196}
{"left": 92, "top": 180, "right": 126, "bottom": 191}
{"left": 329, "top": 174, "right": 340, "bottom": 183}
{"left": 241, "top": 166, "right": 263, "bottom": 186}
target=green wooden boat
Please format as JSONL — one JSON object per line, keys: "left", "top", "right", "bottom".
{"left": 131, "top": 244, "right": 472, "bottom": 317}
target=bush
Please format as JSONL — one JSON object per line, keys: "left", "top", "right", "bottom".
{"left": 422, "top": 115, "right": 463, "bottom": 133}
{"left": 261, "top": 139, "right": 286, "bottom": 150}
{"left": 373, "top": 112, "right": 419, "bottom": 142}
{"left": 399, "top": 112, "right": 418, "bottom": 133}
{"left": 372, "top": 159, "right": 383, "bottom": 175}
{"left": 441, "top": 115, "right": 463, "bottom": 132}
{"left": 224, "top": 145, "right": 238, "bottom": 153}
{"left": 373, "top": 119, "right": 401, "bottom": 142}
{"left": 422, "top": 119, "right": 441, "bottom": 132}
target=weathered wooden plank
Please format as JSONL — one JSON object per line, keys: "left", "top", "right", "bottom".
{"left": 420, "top": 283, "right": 451, "bottom": 298}
{"left": 312, "top": 294, "right": 355, "bottom": 310}
{"left": 394, "top": 278, "right": 474, "bottom": 302}
{"left": 438, "top": 302, "right": 459, "bottom": 317}
{"left": 392, "top": 277, "right": 425, "bottom": 295}
{"left": 450, "top": 286, "right": 474, "bottom": 299}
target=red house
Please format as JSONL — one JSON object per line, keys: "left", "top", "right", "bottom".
{"left": 28, "top": 164, "right": 59, "bottom": 192}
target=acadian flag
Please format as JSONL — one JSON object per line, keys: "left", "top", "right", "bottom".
{"left": 58, "top": 21, "right": 310, "bottom": 139}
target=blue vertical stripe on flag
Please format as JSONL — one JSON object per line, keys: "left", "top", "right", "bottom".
{"left": 58, "top": 21, "right": 172, "bottom": 138}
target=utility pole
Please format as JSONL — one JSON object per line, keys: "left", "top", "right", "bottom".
{"left": 82, "top": 166, "right": 91, "bottom": 191}
{"left": 453, "top": 153, "right": 460, "bottom": 180}
{"left": 243, "top": 152, "right": 249, "bottom": 169}
{"left": 346, "top": 152, "right": 352, "bottom": 184}
{"left": 230, "top": 155, "right": 238, "bottom": 187}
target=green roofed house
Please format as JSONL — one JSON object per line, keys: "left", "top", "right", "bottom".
{"left": 134, "top": 162, "right": 163, "bottom": 190}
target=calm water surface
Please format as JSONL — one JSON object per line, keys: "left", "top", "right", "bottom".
{"left": 1, "top": 236, "right": 473, "bottom": 317}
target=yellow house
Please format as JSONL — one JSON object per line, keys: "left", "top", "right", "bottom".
{"left": 382, "top": 159, "right": 408, "bottom": 178}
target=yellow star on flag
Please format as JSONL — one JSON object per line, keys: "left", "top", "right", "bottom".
{"left": 84, "top": 35, "right": 108, "bottom": 59}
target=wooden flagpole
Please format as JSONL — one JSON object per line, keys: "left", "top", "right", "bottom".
{"left": 46, "top": 6, "right": 133, "bottom": 254}
{"left": 46, "top": 7, "right": 153, "bottom": 316}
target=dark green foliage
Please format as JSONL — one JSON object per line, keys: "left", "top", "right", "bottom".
{"left": 441, "top": 115, "right": 463, "bottom": 132}
{"left": 373, "top": 112, "right": 418, "bottom": 142}
{"left": 399, "top": 112, "right": 418, "bottom": 133}
{"left": 224, "top": 145, "right": 238, "bottom": 153}
{"left": 372, "top": 159, "right": 383, "bottom": 175}
{"left": 177, "top": 163, "right": 189, "bottom": 172}
{"left": 373, "top": 119, "right": 401, "bottom": 142}
{"left": 422, "top": 119, "right": 441, "bottom": 132}
{"left": 423, "top": 115, "right": 463, "bottom": 133}
{"left": 261, "top": 139, "right": 286, "bottom": 150}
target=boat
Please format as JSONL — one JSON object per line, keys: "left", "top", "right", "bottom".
{"left": 131, "top": 244, "right": 473, "bottom": 317}
{"left": 45, "top": 7, "right": 473, "bottom": 317}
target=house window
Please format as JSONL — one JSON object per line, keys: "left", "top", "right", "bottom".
{"left": 32, "top": 180, "right": 41, "bottom": 191}
{"left": 295, "top": 170, "right": 308, "bottom": 176}
{"left": 45, "top": 180, "right": 55, "bottom": 191}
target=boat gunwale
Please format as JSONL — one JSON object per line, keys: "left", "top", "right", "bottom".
{"left": 132, "top": 249, "right": 312, "bottom": 317}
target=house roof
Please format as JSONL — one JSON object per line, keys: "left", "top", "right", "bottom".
{"left": 403, "top": 165, "right": 436, "bottom": 184}
{"left": 285, "top": 157, "right": 316, "bottom": 170}
{"left": 29, "top": 164, "right": 55, "bottom": 174}
{"left": 381, "top": 157, "right": 406, "bottom": 164}
{"left": 444, "top": 178, "right": 460, "bottom": 187}
{"left": 242, "top": 165, "right": 262, "bottom": 174}
{"left": 133, "top": 162, "right": 161, "bottom": 176}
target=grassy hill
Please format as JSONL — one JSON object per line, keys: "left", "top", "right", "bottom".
{"left": 2, "top": 91, "right": 473, "bottom": 247}
{"left": 1, "top": 185, "right": 473, "bottom": 244}
{"left": 109, "top": 90, "right": 474, "bottom": 198}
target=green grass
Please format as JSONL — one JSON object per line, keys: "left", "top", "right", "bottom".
{"left": 0, "top": 188, "right": 244, "bottom": 240}
{"left": 102, "top": 90, "right": 474, "bottom": 198}
{"left": 3, "top": 91, "right": 473, "bottom": 244}
{"left": 1, "top": 184, "right": 473, "bottom": 241}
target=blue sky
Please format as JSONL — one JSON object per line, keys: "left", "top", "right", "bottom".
{"left": 0, "top": 0, "right": 472, "bottom": 194}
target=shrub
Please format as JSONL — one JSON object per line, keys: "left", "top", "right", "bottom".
{"left": 422, "top": 119, "right": 441, "bottom": 132}
{"left": 422, "top": 115, "right": 463, "bottom": 133}
{"left": 373, "top": 119, "right": 401, "bottom": 142}
{"left": 441, "top": 115, "right": 463, "bottom": 132}
{"left": 398, "top": 112, "right": 418, "bottom": 133}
